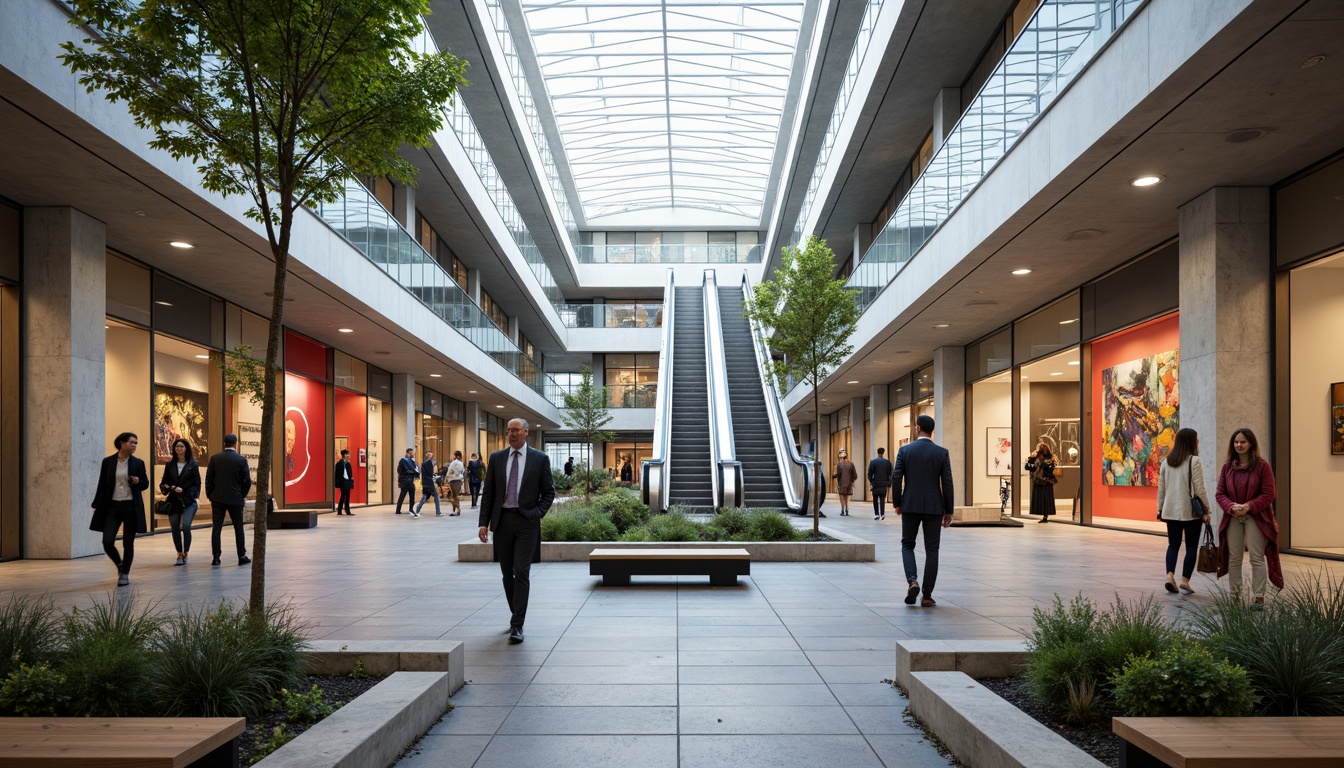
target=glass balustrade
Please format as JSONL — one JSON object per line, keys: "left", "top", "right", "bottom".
{"left": 576, "top": 244, "right": 763, "bottom": 264}
{"left": 556, "top": 303, "right": 664, "bottom": 329}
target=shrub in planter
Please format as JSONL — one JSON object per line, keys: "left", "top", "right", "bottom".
{"left": 0, "top": 593, "right": 61, "bottom": 680}
{"left": 745, "top": 510, "right": 802, "bottom": 542}
{"left": 0, "top": 661, "right": 70, "bottom": 716}
{"left": 1189, "top": 570, "right": 1344, "bottom": 716}
{"left": 705, "top": 507, "right": 750, "bottom": 540}
{"left": 58, "top": 595, "right": 164, "bottom": 716}
{"left": 645, "top": 511, "right": 701, "bottom": 542}
{"left": 542, "top": 507, "right": 618, "bottom": 542}
{"left": 1027, "top": 640, "right": 1097, "bottom": 709}
{"left": 1112, "top": 641, "right": 1256, "bottom": 717}
{"left": 1092, "top": 593, "right": 1174, "bottom": 693}
{"left": 552, "top": 469, "right": 577, "bottom": 494}
{"left": 593, "top": 492, "right": 650, "bottom": 534}
{"left": 618, "top": 525, "right": 656, "bottom": 542}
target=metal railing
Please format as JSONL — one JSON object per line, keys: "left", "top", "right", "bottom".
{"left": 557, "top": 303, "right": 663, "bottom": 329}
{"left": 577, "top": 244, "right": 763, "bottom": 264}
{"left": 702, "top": 270, "right": 741, "bottom": 510}
{"left": 641, "top": 270, "right": 677, "bottom": 512}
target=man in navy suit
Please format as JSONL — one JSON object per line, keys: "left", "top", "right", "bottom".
{"left": 892, "top": 415, "right": 955, "bottom": 607}
{"left": 478, "top": 418, "right": 556, "bottom": 643}
{"left": 395, "top": 448, "right": 418, "bottom": 515}
{"left": 333, "top": 449, "right": 355, "bottom": 515}
{"left": 868, "top": 447, "right": 893, "bottom": 521}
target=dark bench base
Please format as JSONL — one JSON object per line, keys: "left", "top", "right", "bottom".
{"left": 267, "top": 510, "right": 318, "bottom": 529}
{"left": 193, "top": 737, "right": 239, "bottom": 768}
{"left": 590, "top": 558, "right": 749, "bottom": 586}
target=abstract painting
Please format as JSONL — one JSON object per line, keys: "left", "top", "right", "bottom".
{"left": 1332, "top": 382, "right": 1344, "bottom": 455}
{"left": 986, "top": 428, "right": 1012, "bottom": 476}
{"left": 1102, "top": 350, "right": 1179, "bottom": 485}
{"left": 153, "top": 385, "right": 209, "bottom": 465}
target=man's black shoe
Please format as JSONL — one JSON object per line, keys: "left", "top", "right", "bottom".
{"left": 238, "top": 555, "right": 251, "bottom": 566}
{"left": 211, "top": 557, "right": 221, "bottom": 566}
{"left": 905, "top": 582, "right": 920, "bottom": 605}
{"left": 508, "top": 626, "right": 524, "bottom": 643}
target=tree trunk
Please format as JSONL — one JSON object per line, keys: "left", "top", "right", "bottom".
{"left": 250, "top": 245, "right": 289, "bottom": 624}
{"left": 812, "top": 390, "right": 822, "bottom": 535}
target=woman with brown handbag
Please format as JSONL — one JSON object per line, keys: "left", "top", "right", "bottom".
{"left": 1215, "top": 427, "right": 1282, "bottom": 607}
{"left": 1024, "top": 443, "right": 1058, "bottom": 523}
{"left": 1156, "top": 428, "right": 1211, "bottom": 594}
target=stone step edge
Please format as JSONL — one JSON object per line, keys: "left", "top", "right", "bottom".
{"left": 255, "top": 671, "right": 450, "bottom": 768}
{"left": 908, "top": 670, "right": 1106, "bottom": 768}
{"left": 894, "top": 638, "right": 1030, "bottom": 692}
{"left": 304, "top": 640, "right": 465, "bottom": 694}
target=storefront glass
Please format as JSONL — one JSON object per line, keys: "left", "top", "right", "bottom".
{"left": 969, "top": 371, "right": 1012, "bottom": 508}
{"left": 605, "top": 354, "right": 658, "bottom": 408}
{"left": 283, "top": 332, "right": 330, "bottom": 506}
{"left": 150, "top": 334, "right": 222, "bottom": 530}
{"left": 1017, "top": 348, "right": 1080, "bottom": 520}
{"left": 605, "top": 443, "right": 651, "bottom": 483}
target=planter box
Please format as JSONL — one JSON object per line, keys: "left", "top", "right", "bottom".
{"left": 304, "top": 640, "right": 464, "bottom": 694}
{"left": 457, "top": 526, "right": 874, "bottom": 562}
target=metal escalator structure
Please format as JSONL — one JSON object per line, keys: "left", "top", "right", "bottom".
{"left": 643, "top": 271, "right": 742, "bottom": 512}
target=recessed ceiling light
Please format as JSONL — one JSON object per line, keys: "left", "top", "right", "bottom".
{"left": 1130, "top": 175, "right": 1164, "bottom": 187}
{"left": 430, "top": 373, "right": 441, "bottom": 378}
{"left": 1225, "top": 129, "right": 1266, "bottom": 144}
{"left": 195, "top": 354, "right": 209, "bottom": 359}
{"left": 1011, "top": 268, "right": 1032, "bottom": 276}
{"left": 1022, "top": 375, "right": 1029, "bottom": 379}
{"left": 1302, "top": 55, "right": 1326, "bottom": 69}
{"left": 167, "top": 241, "right": 194, "bottom": 249}
{"left": 1059, "top": 318, "right": 1078, "bottom": 325}
{"left": 155, "top": 300, "right": 173, "bottom": 307}
{"left": 1068, "top": 361, "right": 1080, "bottom": 366}
{"left": 495, "top": 405, "right": 505, "bottom": 409}
{"left": 1050, "top": 372, "right": 1063, "bottom": 376}
{"left": 847, "top": 380, "right": 860, "bottom": 384}
{"left": 468, "top": 390, "right": 478, "bottom": 394}
{"left": 933, "top": 323, "right": 950, "bottom": 329}
{"left": 337, "top": 328, "right": 354, "bottom": 333}
{"left": 1064, "top": 229, "right": 1104, "bottom": 241}
{"left": 134, "top": 210, "right": 146, "bottom": 217}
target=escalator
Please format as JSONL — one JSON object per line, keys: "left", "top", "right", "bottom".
{"left": 718, "top": 286, "right": 789, "bottom": 509}
{"left": 664, "top": 286, "right": 714, "bottom": 509}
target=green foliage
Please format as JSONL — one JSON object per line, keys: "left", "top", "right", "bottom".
{"left": 593, "top": 491, "right": 651, "bottom": 533}
{"left": 745, "top": 510, "right": 803, "bottom": 542}
{"left": 1113, "top": 641, "right": 1256, "bottom": 717}
{"left": 250, "top": 725, "right": 295, "bottom": 765}
{"left": 349, "top": 659, "right": 369, "bottom": 679}
{"left": 147, "top": 599, "right": 309, "bottom": 718}
{"left": 1064, "top": 679, "right": 1097, "bottom": 725}
{"left": 1092, "top": 593, "right": 1175, "bottom": 691}
{"left": 272, "top": 684, "right": 341, "bottom": 724}
{"left": 645, "top": 512, "right": 702, "bottom": 542}
{"left": 705, "top": 507, "right": 751, "bottom": 540}
{"left": 58, "top": 595, "right": 164, "bottom": 716}
{"left": 1028, "top": 641, "right": 1097, "bottom": 708}
{"left": 0, "top": 661, "right": 70, "bottom": 717}
{"left": 560, "top": 368, "right": 616, "bottom": 500}
{"left": 1189, "top": 570, "right": 1344, "bottom": 716}
{"left": 618, "top": 526, "right": 657, "bottom": 542}
{"left": 552, "top": 469, "right": 577, "bottom": 494}
{"left": 541, "top": 506, "right": 619, "bottom": 542}
{"left": 1026, "top": 594, "right": 1099, "bottom": 654}
{"left": 0, "top": 593, "right": 61, "bottom": 680}
{"left": 222, "top": 344, "right": 266, "bottom": 407}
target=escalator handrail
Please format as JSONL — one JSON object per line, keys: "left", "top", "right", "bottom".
{"left": 741, "top": 272, "right": 815, "bottom": 515}
{"left": 702, "top": 270, "right": 740, "bottom": 510}
{"left": 641, "top": 269, "right": 676, "bottom": 511}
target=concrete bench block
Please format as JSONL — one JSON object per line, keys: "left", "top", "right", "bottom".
{"left": 909, "top": 671, "right": 1105, "bottom": 768}
{"left": 953, "top": 506, "right": 1002, "bottom": 523}
{"left": 255, "top": 671, "right": 450, "bottom": 768}
{"left": 895, "top": 639, "right": 1028, "bottom": 691}
{"left": 305, "top": 641, "right": 465, "bottom": 694}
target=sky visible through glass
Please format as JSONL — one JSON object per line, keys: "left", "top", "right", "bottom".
{"left": 520, "top": 0, "right": 806, "bottom": 224}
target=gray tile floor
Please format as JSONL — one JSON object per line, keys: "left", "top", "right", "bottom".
{"left": 3, "top": 504, "right": 1337, "bottom": 767}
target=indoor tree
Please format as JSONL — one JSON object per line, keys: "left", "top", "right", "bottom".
{"left": 744, "top": 236, "right": 860, "bottom": 533}
{"left": 60, "top": 0, "right": 466, "bottom": 621}
{"left": 560, "top": 366, "right": 616, "bottom": 502}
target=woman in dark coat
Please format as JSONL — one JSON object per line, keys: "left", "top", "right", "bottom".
{"left": 90, "top": 431, "right": 150, "bottom": 586}
{"left": 159, "top": 438, "right": 202, "bottom": 566}
{"left": 1024, "top": 442, "right": 1058, "bottom": 523}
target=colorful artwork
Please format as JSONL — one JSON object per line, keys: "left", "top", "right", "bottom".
{"left": 283, "top": 373, "right": 328, "bottom": 504}
{"left": 1332, "top": 382, "right": 1344, "bottom": 455}
{"left": 153, "top": 386, "right": 209, "bottom": 465}
{"left": 986, "top": 428, "right": 1012, "bottom": 476}
{"left": 1102, "top": 350, "right": 1179, "bottom": 486}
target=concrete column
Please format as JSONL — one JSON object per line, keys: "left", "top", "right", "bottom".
{"left": 1178, "top": 188, "right": 1271, "bottom": 504}
{"left": 391, "top": 373, "right": 417, "bottom": 458}
{"left": 507, "top": 316, "right": 520, "bottom": 344}
{"left": 466, "top": 269, "right": 481, "bottom": 305}
{"left": 464, "top": 401, "right": 481, "bottom": 458}
{"left": 934, "top": 345, "right": 966, "bottom": 506}
{"left": 393, "top": 183, "right": 415, "bottom": 231}
{"left": 933, "top": 87, "right": 962, "bottom": 147}
{"left": 869, "top": 383, "right": 890, "bottom": 499}
{"left": 852, "top": 223, "right": 871, "bottom": 270}
{"left": 797, "top": 422, "right": 812, "bottom": 456}
{"left": 849, "top": 396, "right": 867, "bottom": 501}
{"left": 22, "top": 207, "right": 106, "bottom": 558}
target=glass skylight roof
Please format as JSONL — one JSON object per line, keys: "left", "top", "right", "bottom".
{"left": 520, "top": 0, "right": 807, "bottom": 224}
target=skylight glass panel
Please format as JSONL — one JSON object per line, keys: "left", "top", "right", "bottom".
{"left": 521, "top": 0, "right": 806, "bottom": 223}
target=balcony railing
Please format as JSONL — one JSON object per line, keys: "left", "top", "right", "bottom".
{"left": 577, "top": 244, "right": 763, "bottom": 264}
{"left": 557, "top": 303, "right": 663, "bottom": 329}
{"left": 607, "top": 383, "right": 658, "bottom": 409}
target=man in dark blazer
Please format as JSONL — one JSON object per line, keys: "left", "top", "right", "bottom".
{"left": 334, "top": 449, "right": 355, "bottom": 516}
{"left": 395, "top": 448, "right": 418, "bottom": 514}
{"left": 478, "top": 418, "right": 555, "bottom": 643}
{"left": 205, "top": 433, "right": 253, "bottom": 566}
{"left": 892, "top": 415, "right": 955, "bottom": 607}
{"left": 867, "top": 447, "right": 894, "bottom": 521}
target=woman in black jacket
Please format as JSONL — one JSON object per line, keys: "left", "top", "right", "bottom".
{"left": 1024, "top": 442, "right": 1058, "bottom": 524}
{"left": 90, "top": 431, "right": 150, "bottom": 586}
{"left": 160, "top": 438, "right": 202, "bottom": 565}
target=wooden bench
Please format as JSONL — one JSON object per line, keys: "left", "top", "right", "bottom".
{"left": 267, "top": 508, "right": 318, "bottom": 529}
{"left": 588, "top": 548, "right": 750, "bottom": 586}
{"left": 0, "top": 716, "right": 245, "bottom": 767}
{"left": 1113, "top": 716, "right": 1344, "bottom": 767}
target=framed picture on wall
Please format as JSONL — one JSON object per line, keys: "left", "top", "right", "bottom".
{"left": 986, "top": 428, "right": 1012, "bottom": 476}
{"left": 1332, "top": 382, "right": 1344, "bottom": 455}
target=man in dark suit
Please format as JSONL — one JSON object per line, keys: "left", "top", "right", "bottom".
{"left": 414, "top": 451, "right": 440, "bottom": 517}
{"left": 868, "top": 447, "right": 894, "bottom": 521}
{"left": 205, "top": 433, "right": 253, "bottom": 566}
{"left": 478, "top": 418, "right": 556, "bottom": 643}
{"left": 395, "top": 448, "right": 418, "bottom": 514}
{"left": 334, "top": 449, "right": 355, "bottom": 516}
{"left": 892, "top": 415, "right": 955, "bottom": 607}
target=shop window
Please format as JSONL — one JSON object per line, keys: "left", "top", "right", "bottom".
{"left": 334, "top": 351, "right": 367, "bottom": 394}
{"left": 1014, "top": 293, "right": 1080, "bottom": 365}
{"left": 605, "top": 442, "right": 652, "bottom": 483}
{"left": 967, "top": 327, "right": 1012, "bottom": 381}
{"left": 152, "top": 273, "right": 218, "bottom": 348}
{"left": 968, "top": 370, "right": 1013, "bottom": 507}
{"left": 1081, "top": 242, "right": 1178, "bottom": 341}
{"left": 284, "top": 331, "right": 328, "bottom": 381}
{"left": 107, "top": 253, "right": 151, "bottom": 326}
{"left": 105, "top": 319, "right": 152, "bottom": 506}
{"left": 913, "top": 363, "right": 934, "bottom": 402}
{"left": 283, "top": 370, "right": 329, "bottom": 505}
{"left": 1018, "top": 348, "right": 1081, "bottom": 519}
{"left": 225, "top": 305, "right": 269, "bottom": 355}
{"left": 604, "top": 354, "right": 658, "bottom": 408}
{"left": 368, "top": 366, "right": 393, "bottom": 401}
{"left": 151, "top": 333, "right": 222, "bottom": 529}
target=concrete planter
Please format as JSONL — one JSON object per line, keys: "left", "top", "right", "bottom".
{"left": 253, "top": 641, "right": 465, "bottom": 768}
{"left": 457, "top": 526, "right": 875, "bottom": 562}
{"left": 895, "top": 639, "right": 1105, "bottom": 768}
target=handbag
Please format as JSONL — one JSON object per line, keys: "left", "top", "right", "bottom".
{"left": 154, "top": 499, "right": 172, "bottom": 517}
{"left": 1196, "top": 521, "right": 1219, "bottom": 573}
{"left": 1188, "top": 461, "right": 1208, "bottom": 518}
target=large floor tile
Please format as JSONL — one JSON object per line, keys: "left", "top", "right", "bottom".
{"left": 498, "top": 706, "right": 677, "bottom": 734}
{"left": 472, "top": 735, "right": 678, "bottom": 768}
{"left": 679, "top": 705, "right": 859, "bottom": 735}
{"left": 678, "top": 684, "right": 838, "bottom": 707}
{"left": 518, "top": 683, "right": 678, "bottom": 707}
{"left": 678, "top": 735, "right": 884, "bottom": 768}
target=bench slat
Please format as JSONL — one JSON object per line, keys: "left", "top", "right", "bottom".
{"left": 1113, "top": 716, "right": 1344, "bottom": 767}
{"left": 588, "top": 548, "right": 750, "bottom": 560}
{"left": 0, "top": 717, "right": 244, "bottom": 767}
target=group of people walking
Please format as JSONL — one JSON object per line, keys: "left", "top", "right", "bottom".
{"left": 394, "top": 447, "right": 484, "bottom": 517}
{"left": 92, "top": 431, "right": 252, "bottom": 585}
